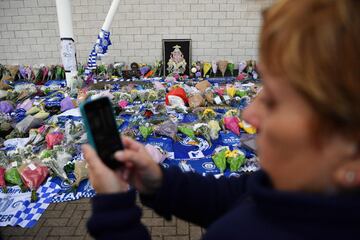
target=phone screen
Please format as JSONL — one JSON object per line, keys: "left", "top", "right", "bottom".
{"left": 84, "top": 97, "right": 123, "bottom": 169}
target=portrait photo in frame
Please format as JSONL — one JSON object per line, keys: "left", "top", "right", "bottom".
{"left": 162, "top": 39, "right": 192, "bottom": 77}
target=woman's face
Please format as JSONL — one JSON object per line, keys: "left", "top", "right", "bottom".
{"left": 243, "top": 68, "right": 349, "bottom": 192}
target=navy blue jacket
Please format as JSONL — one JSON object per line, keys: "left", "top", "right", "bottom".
{"left": 87, "top": 166, "right": 360, "bottom": 239}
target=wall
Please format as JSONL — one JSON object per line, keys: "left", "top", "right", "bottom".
{"left": 0, "top": 0, "right": 274, "bottom": 65}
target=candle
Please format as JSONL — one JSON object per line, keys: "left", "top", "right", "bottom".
{"left": 102, "top": 0, "right": 121, "bottom": 32}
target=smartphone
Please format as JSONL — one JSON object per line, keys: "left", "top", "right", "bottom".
{"left": 80, "top": 97, "right": 124, "bottom": 169}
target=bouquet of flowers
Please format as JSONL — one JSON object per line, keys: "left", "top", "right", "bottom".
{"left": 193, "top": 123, "right": 212, "bottom": 145}
{"left": 18, "top": 162, "right": 49, "bottom": 202}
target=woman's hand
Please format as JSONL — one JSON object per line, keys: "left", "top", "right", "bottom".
{"left": 82, "top": 144, "right": 129, "bottom": 194}
{"left": 114, "top": 136, "right": 163, "bottom": 195}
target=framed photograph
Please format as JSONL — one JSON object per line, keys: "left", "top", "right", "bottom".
{"left": 162, "top": 39, "right": 192, "bottom": 77}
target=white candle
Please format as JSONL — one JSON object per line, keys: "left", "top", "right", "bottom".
{"left": 102, "top": 0, "right": 121, "bottom": 32}
{"left": 55, "top": 0, "right": 74, "bottom": 39}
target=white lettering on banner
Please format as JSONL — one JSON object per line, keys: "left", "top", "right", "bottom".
{"left": 0, "top": 192, "right": 31, "bottom": 226}
{"left": 0, "top": 215, "right": 13, "bottom": 222}
{"left": 52, "top": 192, "right": 83, "bottom": 202}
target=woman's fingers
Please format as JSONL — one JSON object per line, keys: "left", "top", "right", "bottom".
{"left": 114, "top": 149, "right": 150, "bottom": 169}
{"left": 82, "top": 144, "right": 103, "bottom": 170}
{"left": 122, "top": 136, "right": 143, "bottom": 151}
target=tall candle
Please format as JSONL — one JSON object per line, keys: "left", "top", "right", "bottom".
{"left": 102, "top": 0, "right": 121, "bottom": 32}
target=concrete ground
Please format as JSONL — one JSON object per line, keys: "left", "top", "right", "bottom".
{"left": 0, "top": 198, "right": 204, "bottom": 240}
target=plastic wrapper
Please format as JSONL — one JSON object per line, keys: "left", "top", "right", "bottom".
{"left": 203, "top": 62, "right": 211, "bottom": 77}
{"left": 0, "top": 151, "right": 8, "bottom": 166}
{"left": 130, "top": 89, "right": 138, "bottom": 102}
{"left": 227, "top": 62, "right": 235, "bottom": 76}
{"left": 154, "top": 104, "right": 166, "bottom": 114}
{"left": 224, "top": 109, "right": 240, "bottom": 117}
{"left": 15, "top": 115, "right": 42, "bottom": 133}
{"left": 0, "top": 90, "right": 7, "bottom": 100}
{"left": 42, "top": 152, "right": 71, "bottom": 182}
{"left": 178, "top": 125, "right": 198, "bottom": 143}
{"left": 0, "top": 167, "right": 7, "bottom": 193}
{"left": 211, "top": 61, "right": 218, "bottom": 75}
{"left": 19, "top": 163, "right": 49, "bottom": 202}
{"left": 26, "top": 106, "right": 41, "bottom": 116}
{"left": 235, "top": 89, "right": 247, "bottom": 98}
{"left": 226, "top": 86, "right": 236, "bottom": 98}
{"left": 239, "top": 120, "right": 257, "bottom": 134}
{"left": 123, "top": 127, "right": 137, "bottom": 139}
{"left": 46, "top": 132, "right": 64, "bottom": 149}
{"left": 33, "top": 111, "right": 50, "bottom": 120}
{"left": 218, "top": 60, "right": 228, "bottom": 77}
{"left": 166, "top": 87, "right": 188, "bottom": 106}
{"left": 208, "top": 120, "right": 221, "bottom": 140}
{"left": 204, "top": 88, "right": 214, "bottom": 104}
{"left": 226, "top": 149, "right": 246, "bottom": 172}
{"left": 153, "top": 81, "right": 166, "bottom": 91}
{"left": 188, "top": 93, "right": 205, "bottom": 108}
{"left": 144, "top": 70, "right": 154, "bottom": 78}
{"left": 224, "top": 116, "right": 240, "bottom": 135}
{"left": 212, "top": 148, "right": 227, "bottom": 173}
{"left": 193, "top": 123, "right": 212, "bottom": 145}
{"left": 39, "top": 149, "right": 54, "bottom": 159}
{"left": 60, "top": 96, "right": 75, "bottom": 112}
{"left": 238, "top": 61, "right": 247, "bottom": 73}
{"left": 195, "top": 80, "right": 211, "bottom": 94}
{"left": 77, "top": 88, "right": 88, "bottom": 102}
{"left": 5, "top": 129, "right": 26, "bottom": 140}
{"left": 237, "top": 73, "right": 247, "bottom": 81}
{"left": 154, "top": 120, "right": 178, "bottom": 140}
{"left": 199, "top": 108, "right": 216, "bottom": 121}
{"left": 145, "top": 144, "right": 166, "bottom": 163}
{"left": 17, "top": 98, "right": 33, "bottom": 111}
{"left": 148, "top": 90, "right": 158, "bottom": 102}
{"left": 5, "top": 167, "right": 25, "bottom": 191}
{"left": 140, "top": 65, "right": 150, "bottom": 76}
{"left": 72, "top": 161, "right": 88, "bottom": 189}
{"left": 0, "top": 116, "right": 12, "bottom": 136}
{"left": 12, "top": 108, "right": 27, "bottom": 123}
{"left": 118, "top": 100, "right": 128, "bottom": 109}
{"left": 139, "top": 125, "right": 153, "bottom": 140}
{"left": 0, "top": 101, "right": 14, "bottom": 114}
{"left": 139, "top": 91, "right": 148, "bottom": 103}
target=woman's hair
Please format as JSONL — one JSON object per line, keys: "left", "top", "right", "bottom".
{"left": 260, "top": 0, "right": 360, "bottom": 141}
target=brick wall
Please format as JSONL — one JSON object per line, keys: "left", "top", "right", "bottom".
{"left": 0, "top": 0, "right": 274, "bottom": 65}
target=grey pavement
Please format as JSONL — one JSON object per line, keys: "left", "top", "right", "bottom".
{"left": 0, "top": 198, "right": 204, "bottom": 240}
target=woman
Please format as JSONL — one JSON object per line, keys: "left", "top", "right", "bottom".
{"left": 83, "top": 0, "right": 360, "bottom": 239}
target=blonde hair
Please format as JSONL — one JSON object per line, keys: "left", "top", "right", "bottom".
{"left": 260, "top": 0, "right": 360, "bottom": 140}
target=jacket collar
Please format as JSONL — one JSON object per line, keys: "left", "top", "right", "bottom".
{"left": 247, "top": 170, "right": 360, "bottom": 222}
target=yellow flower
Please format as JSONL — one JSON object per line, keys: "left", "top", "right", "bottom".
{"left": 227, "top": 86, "right": 236, "bottom": 98}
{"left": 204, "top": 108, "right": 215, "bottom": 116}
{"left": 225, "top": 150, "right": 232, "bottom": 158}
{"left": 239, "top": 120, "right": 257, "bottom": 134}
